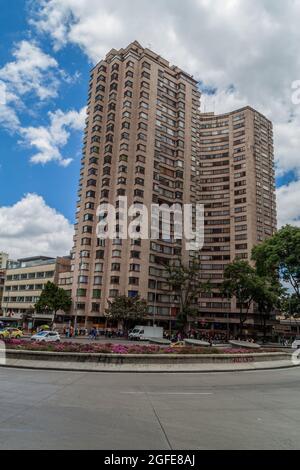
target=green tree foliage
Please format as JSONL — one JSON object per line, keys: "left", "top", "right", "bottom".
{"left": 252, "top": 225, "right": 300, "bottom": 301}
{"left": 254, "top": 277, "right": 281, "bottom": 342}
{"left": 105, "top": 295, "right": 148, "bottom": 330}
{"left": 166, "top": 258, "right": 210, "bottom": 331}
{"left": 222, "top": 260, "right": 259, "bottom": 335}
{"left": 35, "top": 282, "right": 72, "bottom": 326}
{"left": 281, "top": 293, "right": 300, "bottom": 318}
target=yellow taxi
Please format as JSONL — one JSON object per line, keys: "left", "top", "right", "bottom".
{"left": 2, "top": 328, "right": 23, "bottom": 339}
{"left": 0, "top": 329, "right": 10, "bottom": 340}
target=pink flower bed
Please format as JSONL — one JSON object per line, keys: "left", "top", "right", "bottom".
{"left": 4, "top": 339, "right": 279, "bottom": 355}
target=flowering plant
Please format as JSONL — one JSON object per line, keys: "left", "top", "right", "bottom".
{"left": 4, "top": 339, "right": 279, "bottom": 355}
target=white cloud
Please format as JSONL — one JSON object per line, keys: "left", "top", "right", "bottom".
{"left": 0, "top": 40, "right": 60, "bottom": 100}
{"left": 0, "top": 39, "right": 85, "bottom": 166}
{"left": 31, "top": 0, "right": 300, "bottom": 226}
{"left": 277, "top": 180, "right": 300, "bottom": 228}
{"left": 0, "top": 194, "right": 74, "bottom": 259}
{"left": 20, "top": 107, "right": 86, "bottom": 166}
{"left": 0, "top": 81, "right": 20, "bottom": 131}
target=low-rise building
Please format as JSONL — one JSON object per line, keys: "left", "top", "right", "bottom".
{"left": 0, "top": 256, "right": 71, "bottom": 327}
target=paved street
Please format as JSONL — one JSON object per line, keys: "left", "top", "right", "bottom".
{"left": 0, "top": 367, "right": 299, "bottom": 450}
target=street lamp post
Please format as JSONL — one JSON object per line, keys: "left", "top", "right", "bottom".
{"left": 74, "top": 261, "right": 83, "bottom": 334}
{"left": 153, "top": 279, "right": 158, "bottom": 327}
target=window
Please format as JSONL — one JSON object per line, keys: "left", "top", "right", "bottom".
{"left": 109, "top": 289, "right": 119, "bottom": 298}
{"left": 96, "top": 250, "right": 105, "bottom": 259}
{"left": 81, "top": 238, "right": 91, "bottom": 246}
{"left": 128, "top": 291, "right": 139, "bottom": 298}
{"left": 94, "top": 276, "right": 102, "bottom": 285}
{"left": 92, "top": 290, "right": 101, "bottom": 299}
{"left": 130, "top": 264, "right": 140, "bottom": 272}
{"left": 134, "top": 189, "right": 144, "bottom": 198}
{"left": 101, "top": 190, "right": 109, "bottom": 199}
{"left": 119, "top": 154, "right": 128, "bottom": 162}
{"left": 111, "top": 263, "right": 121, "bottom": 271}
{"left": 83, "top": 213, "right": 94, "bottom": 222}
{"left": 112, "top": 250, "right": 122, "bottom": 258}
{"left": 95, "top": 263, "right": 103, "bottom": 272}
{"left": 77, "top": 289, "right": 87, "bottom": 297}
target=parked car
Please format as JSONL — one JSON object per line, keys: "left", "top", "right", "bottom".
{"left": 292, "top": 337, "right": 300, "bottom": 349}
{"left": 5, "top": 328, "right": 23, "bottom": 339}
{"left": 0, "top": 329, "right": 10, "bottom": 340}
{"left": 31, "top": 331, "right": 61, "bottom": 343}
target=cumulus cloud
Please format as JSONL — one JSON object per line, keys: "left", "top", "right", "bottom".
{"left": 20, "top": 107, "right": 86, "bottom": 166}
{"left": 31, "top": 0, "right": 300, "bottom": 225}
{"left": 0, "top": 81, "right": 20, "bottom": 131}
{"left": 277, "top": 180, "right": 300, "bottom": 228}
{"left": 0, "top": 39, "right": 85, "bottom": 166}
{"left": 0, "top": 194, "right": 74, "bottom": 259}
{"left": 0, "top": 40, "right": 60, "bottom": 101}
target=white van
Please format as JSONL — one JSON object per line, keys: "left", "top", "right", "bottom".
{"left": 292, "top": 337, "right": 300, "bottom": 349}
{"left": 129, "top": 326, "right": 163, "bottom": 341}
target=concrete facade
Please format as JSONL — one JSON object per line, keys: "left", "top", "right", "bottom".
{"left": 0, "top": 256, "right": 71, "bottom": 320}
{"left": 71, "top": 41, "right": 277, "bottom": 331}
{"left": 71, "top": 41, "right": 200, "bottom": 327}
{"left": 198, "top": 108, "right": 277, "bottom": 334}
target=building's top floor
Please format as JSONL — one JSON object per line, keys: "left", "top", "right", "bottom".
{"left": 200, "top": 106, "right": 272, "bottom": 126}
{"left": 6, "top": 256, "right": 71, "bottom": 272}
{"left": 91, "top": 40, "right": 198, "bottom": 87}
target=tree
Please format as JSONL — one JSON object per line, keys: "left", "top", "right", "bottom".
{"left": 35, "top": 282, "right": 72, "bottom": 327}
{"left": 105, "top": 295, "right": 148, "bottom": 330}
{"left": 222, "top": 260, "right": 259, "bottom": 336}
{"left": 253, "top": 277, "right": 281, "bottom": 343}
{"left": 252, "top": 225, "right": 300, "bottom": 301}
{"left": 165, "top": 258, "right": 210, "bottom": 332}
{"left": 281, "top": 293, "right": 300, "bottom": 318}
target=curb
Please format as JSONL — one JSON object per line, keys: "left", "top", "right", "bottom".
{"left": 0, "top": 360, "right": 299, "bottom": 374}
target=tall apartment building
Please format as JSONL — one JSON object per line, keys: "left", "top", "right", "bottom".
{"left": 71, "top": 41, "right": 201, "bottom": 327}
{"left": 198, "top": 108, "right": 277, "bottom": 335}
{"left": 71, "top": 41, "right": 276, "bottom": 333}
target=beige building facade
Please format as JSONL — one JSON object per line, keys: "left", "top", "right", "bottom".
{"left": 71, "top": 42, "right": 277, "bottom": 332}
{"left": 71, "top": 41, "right": 200, "bottom": 327}
{"left": 1, "top": 256, "right": 71, "bottom": 323}
{"left": 198, "top": 108, "right": 277, "bottom": 334}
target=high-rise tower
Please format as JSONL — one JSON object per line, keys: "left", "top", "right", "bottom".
{"left": 71, "top": 41, "right": 201, "bottom": 328}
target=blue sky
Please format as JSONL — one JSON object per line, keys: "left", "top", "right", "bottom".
{"left": 0, "top": 0, "right": 90, "bottom": 222}
{"left": 0, "top": 0, "right": 300, "bottom": 258}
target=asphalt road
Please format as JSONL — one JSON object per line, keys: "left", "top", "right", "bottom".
{"left": 0, "top": 367, "right": 299, "bottom": 450}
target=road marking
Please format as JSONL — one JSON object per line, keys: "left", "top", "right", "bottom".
{"left": 121, "top": 392, "right": 213, "bottom": 396}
